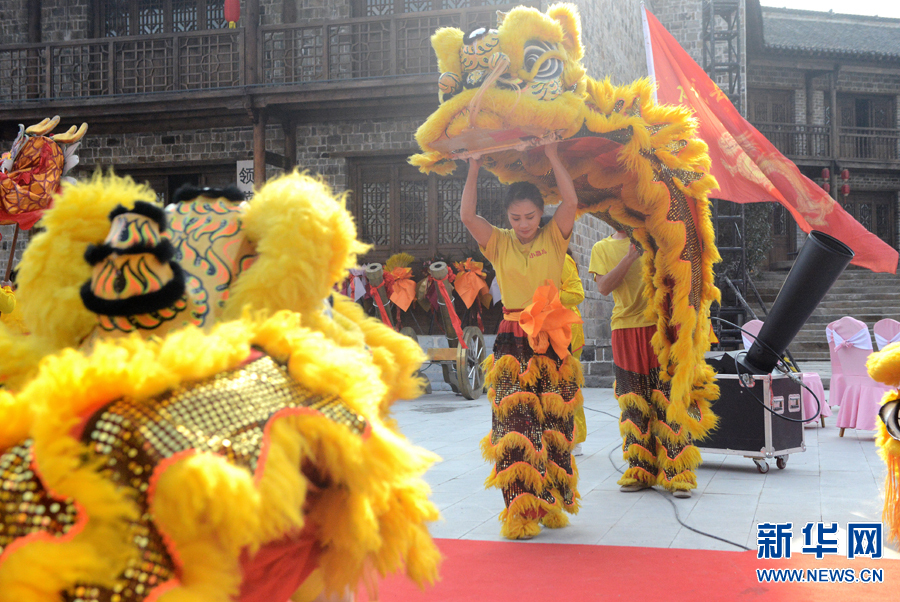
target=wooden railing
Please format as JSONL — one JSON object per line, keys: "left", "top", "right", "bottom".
{"left": 839, "top": 126, "right": 899, "bottom": 161}
{"left": 260, "top": 3, "right": 537, "bottom": 85}
{"left": 0, "top": 3, "right": 536, "bottom": 102}
{"left": 0, "top": 29, "right": 243, "bottom": 101}
{"left": 754, "top": 122, "right": 900, "bottom": 162}
{"left": 753, "top": 122, "right": 831, "bottom": 159}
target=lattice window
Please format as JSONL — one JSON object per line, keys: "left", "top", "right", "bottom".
{"left": 399, "top": 179, "right": 429, "bottom": 245}
{"left": 438, "top": 179, "right": 466, "bottom": 244}
{"left": 102, "top": 0, "right": 131, "bottom": 36}
{"left": 477, "top": 174, "right": 506, "bottom": 227}
{"left": 207, "top": 2, "right": 227, "bottom": 29}
{"left": 365, "top": 0, "right": 395, "bottom": 16}
{"left": 138, "top": 0, "right": 166, "bottom": 35}
{"left": 876, "top": 203, "right": 892, "bottom": 244}
{"left": 360, "top": 180, "right": 392, "bottom": 247}
{"left": 351, "top": 158, "right": 506, "bottom": 260}
{"left": 405, "top": 1, "right": 436, "bottom": 11}
{"left": 859, "top": 203, "right": 872, "bottom": 231}
{"left": 772, "top": 204, "right": 787, "bottom": 236}
{"left": 173, "top": 0, "right": 198, "bottom": 32}
{"left": 99, "top": 1, "right": 226, "bottom": 36}
{"left": 748, "top": 89, "right": 793, "bottom": 124}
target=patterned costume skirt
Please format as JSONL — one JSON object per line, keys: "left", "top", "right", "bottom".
{"left": 480, "top": 311, "right": 582, "bottom": 539}
{"left": 613, "top": 326, "right": 702, "bottom": 491}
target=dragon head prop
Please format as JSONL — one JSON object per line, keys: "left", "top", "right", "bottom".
{"left": 412, "top": 3, "right": 721, "bottom": 441}
{"left": 0, "top": 115, "right": 86, "bottom": 227}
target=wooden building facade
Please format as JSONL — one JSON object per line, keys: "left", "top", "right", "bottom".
{"left": 746, "top": 5, "right": 900, "bottom": 262}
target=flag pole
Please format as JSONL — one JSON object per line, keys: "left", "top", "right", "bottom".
{"left": 641, "top": 2, "right": 658, "bottom": 103}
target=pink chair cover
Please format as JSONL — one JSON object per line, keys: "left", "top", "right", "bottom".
{"left": 800, "top": 372, "right": 830, "bottom": 425}
{"left": 740, "top": 319, "right": 763, "bottom": 351}
{"left": 826, "top": 321, "right": 846, "bottom": 407}
{"left": 874, "top": 319, "right": 900, "bottom": 351}
{"left": 741, "top": 319, "right": 830, "bottom": 424}
{"left": 833, "top": 317, "right": 891, "bottom": 431}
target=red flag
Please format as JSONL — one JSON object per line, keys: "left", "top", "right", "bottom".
{"left": 643, "top": 8, "right": 898, "bottom": 274}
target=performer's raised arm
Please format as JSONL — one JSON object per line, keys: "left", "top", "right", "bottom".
{"left": 595, "top": 243, "right": 641, "bottom": 296}
{"left": 546, "top": 142, "right": 577, "bottom": 239}
{"left": 460, "top": 157, "right": 493, "bottom": 248}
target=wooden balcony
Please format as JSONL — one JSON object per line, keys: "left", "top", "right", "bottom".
{"left": 0, "top": 29, "right": 244, "bottom": 101}
{"left": 754, "top": 122, "right": 900, "bottom": 166}
{"left": 0, "top": 3, "right": 534, "bottom": 103}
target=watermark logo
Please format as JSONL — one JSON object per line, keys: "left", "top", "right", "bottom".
{"left": 757, "top": 522, "right": 793, "bottom": 559}
{"left": 847, "top": 523, "right": 883, "bottom": 560}
{"left": 801, "top": 522, "right": 839, "bottom": 559}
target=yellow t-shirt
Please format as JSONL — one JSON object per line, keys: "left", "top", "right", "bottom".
{"left": 588, "top": 236, "right": 653, "bottom": 331}
{"left": 480, "top": 220, "right": 569, "bottom": 310}
{"left": 560, "top": 254, "right": 584, "bottom": 353}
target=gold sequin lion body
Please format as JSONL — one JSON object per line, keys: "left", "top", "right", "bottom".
{"left": 0, "top": 172, "right": 439, "bottom": 601}
{"left": 411, "top": 3, "right": 720, "bottom": 443}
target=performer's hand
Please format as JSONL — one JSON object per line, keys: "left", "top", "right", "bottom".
{"left": 467, "top": 156, "right": 481, "bottom": 171}
{"left": 626, "top": 243, "right": 642, "bottom": 261}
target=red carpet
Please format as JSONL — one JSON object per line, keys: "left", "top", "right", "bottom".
{"left": 363, "top": 538, "right": 898, "bottom": 601}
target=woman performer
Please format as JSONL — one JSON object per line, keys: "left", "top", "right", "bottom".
{"left": 560, "top": 250, "right": 587, "bottom": 456}
{"left": 461, "top": 142, "right": 581, "bottom": 540}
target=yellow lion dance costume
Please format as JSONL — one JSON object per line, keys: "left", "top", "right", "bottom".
{"left": 411, "top": 3, "right": 719, "bottom": 525}
{"left": 870, "top": 343, "right": 900, "bottom": 544}
{"left": 0, "top": 172, "right": 439, "bottom": 602}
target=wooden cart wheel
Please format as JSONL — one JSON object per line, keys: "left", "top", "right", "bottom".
{"left": 455, "top": 326, "right": 486, "bottom": 400}
{"left": 400, "top": 327, "right": 431, "bottom": 394}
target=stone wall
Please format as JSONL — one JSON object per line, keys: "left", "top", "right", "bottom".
{"left": 645, "top": 0, "right": 704, "bottom": 63}
{"left": 0, "top": 225, "right": 28, "bottom": 281}
{"left": 0, "top": 0, "right": 26, "bottom": 44}
{"left": 41, "top": 0, "right": 90, "bottom": 41}
{"left": 572, "top": 0, "right": 648, "bottom": 85}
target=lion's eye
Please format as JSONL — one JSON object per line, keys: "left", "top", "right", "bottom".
{"left": 523, "top": 40, "right": 562, "bottom": 81}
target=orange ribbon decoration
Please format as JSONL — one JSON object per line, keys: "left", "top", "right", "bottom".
{"left": 430, "top": 275, "right": 467, "bottom": 349}
{"left": 452, "top": 258, "right": 489, "bottom": 309}
{"left": 386, "top": 266, "right": 416, "bottom": 312}
{"left": 518, "top": 281, "right": 583, "bottom": 359}
{"left": 370, "top": 280, "right": 393, "bottom": 328}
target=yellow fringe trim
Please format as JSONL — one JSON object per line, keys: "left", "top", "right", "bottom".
{"left": 618, "top": 466, "right": 655, "bottom": 487}
{"left": 540, "top": 510, "right": 569, "bottom": 529}
{"left": 620, "top": 419, "right": 651, "bottom": 441}
{"left": 485, "top": 462, "right": 545, "bottom": 493}
{"left": 542, "top": 390, "right": 580, "bottom": 420}
{"left": 654, "top": 442, "right": 703, "bottom": 476}
{"left": 658, "top": 470, "right": 698, "bottom": 491}
{"left": 618, "top": 391, "right": 652, "bottom": 416}
{"left": 492, "top": 391, "right": 545, "bottom": 422}
{"left": 623, "top": 442, "right": 658, "bottom": 466}
{"left": 480, "top": 431, "right": 545, "bottom": 466}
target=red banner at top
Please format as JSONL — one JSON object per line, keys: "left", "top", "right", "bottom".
{"left": 643, "top": 8, "right": 898, "bottom": 274}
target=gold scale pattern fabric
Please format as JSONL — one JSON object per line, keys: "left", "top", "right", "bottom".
{"left": 0, "top": 353, "right": 365, "bottom": 602}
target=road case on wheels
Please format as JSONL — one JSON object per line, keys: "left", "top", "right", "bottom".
{"left": 698, "top": 363, "right": 806, "bottom": 474}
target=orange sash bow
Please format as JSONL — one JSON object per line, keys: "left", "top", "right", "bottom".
{"left": 518, "top": 281, "right": 583, "bottom": 358}
{"left": 386, "top": 266, "right": 416, "bottom": 312}
{"left": 452, "top": 258, "right": 489, "bottom": 309}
